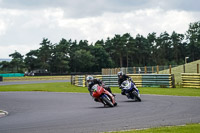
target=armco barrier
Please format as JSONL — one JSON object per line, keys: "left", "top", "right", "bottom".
{"left": 182, "top": 73, "right": 200, "bottom": 88}
{"left": 72, "top": 74, "right": 175, "bottom": 88}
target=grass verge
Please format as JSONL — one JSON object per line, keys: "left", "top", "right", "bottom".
{"left": 111, "top": 86, "right": 200, "bottom": 97}
{"left": 109, "top": 123, "right": 200, "bottom": 133}
{"left": 0, "top": 82, "right": 200, "bottom": 97}
{"left": 0, "top": 82, "right": 87, "bottom": 93}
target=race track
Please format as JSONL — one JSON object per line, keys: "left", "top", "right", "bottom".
{"left": 0, "top": 92, "right": 200, "bottom": 133}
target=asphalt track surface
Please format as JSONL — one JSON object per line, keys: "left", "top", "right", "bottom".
{"left": 0, "top": 92, "right": 200, "bottom": 133}
{"left": 0, "top": 80, "right": 70, "bottom": 86}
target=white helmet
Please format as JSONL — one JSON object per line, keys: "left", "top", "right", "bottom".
{"left": 86, "top": 75, "right": 94, "bottom": 82}
{"left": 117, "top": 71, "right": 123, "bottom": 77}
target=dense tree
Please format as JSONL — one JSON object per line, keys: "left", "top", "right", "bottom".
{"left": 9, "top": 51, "right": 24, "bottom": 72}
{"left": 171, "top": 31, "right": 184, "bottom": 64}
{"left": 24, "top": 50, "right": 40, "bottom": 71}
{"left": 147, "top": 32, "right": 157, "bottom": 65}
{"left": 90, "top": 44, "right": 113, "bottom": 71}
{"left": 104, "top": 37, "right": 117, "bottom": 67}
{"left": 38, "top": 38, "right": 53, "bottom": 71}
{"left": 111, "top": 35, "right": 124, "bottom": 67}
{"left": 1, "top": 21, "right": 200, "bottom": 74}
{"left": 73, "top": 50, "right": 94, "bottom": 72}
{"left": 0, "top": 61, "right": 11, "bottom": 72}
{"left": 125, "top": 35, "right": 136, "bottom": 67}
{"left": 135, "top": 34, "right": 150, "bottom": 66}
{"left": 186, "top": 21, "right": 200, "bottom": 61}
{"left": 50, "top": 39, "right": 70, "bottom": 73}
{"left": 156, "top": 32, "right": 172, "bottom": 65}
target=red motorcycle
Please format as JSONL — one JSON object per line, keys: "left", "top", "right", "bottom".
{"left": 92, "top": 84, "right": 117, "bottom": 107}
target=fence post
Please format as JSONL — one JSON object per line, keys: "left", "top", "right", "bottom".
{"left": 152, "top": 66, "right": 154, "bottom": 73}
{"left": 133, "top": 67, "right": 136, "bottom": 74}
{"left": 84, "top": 75, "right": 87, "bottom": 87}
{"left": 0, "top": 76, "right": 3, "bottom": 82}
{"left": 157, "top": 65, "right": 159, "bottom": 74}
{"left": 169, "top": 65, "right": 172, "bottom": 74}
{"left": 71, "top": 75, "right": 73, "bottom": 85}
{"left": 145, "top": 66, "right": 147, "bottom": 74}
{"left": 118, "top": 68, "right": 120, "bottom": 73}
{"left": 183, "top": 65, "right": 185, "bottom": 73}
{"left": 197, "top": 64, "right": 199, "bottom": 73}
{"left": 171, "top": 74, "right": 175, "bottom": 88}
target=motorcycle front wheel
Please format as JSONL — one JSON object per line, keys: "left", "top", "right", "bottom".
{"left": 101, "top": 95, "right": 114, "bottom": 107}
{"left": 132, "top": 91, "right": 141, "bottom": 102}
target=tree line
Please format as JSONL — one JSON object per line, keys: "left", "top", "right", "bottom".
{"left": 0, "top": 21, "right": 200, "bottom": 74}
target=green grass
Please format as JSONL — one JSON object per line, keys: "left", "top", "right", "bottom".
{"left": 0, "top": 82, "right": 88, "bottom": 93}
{"left": 111, "top": 86, "right": 200, "bottom": 97}
{"left": 0, "top": 82, "right": 200, "bottom": 97}
{"left": 110, "top": 123, "right": 200, "bottom": 133}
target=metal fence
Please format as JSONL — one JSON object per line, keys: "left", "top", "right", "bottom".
{"left": 102, "top": 65, "right": 177, "bottom": 75}
{"left": 72, "top": 74, "right": 175, "bottom": 88}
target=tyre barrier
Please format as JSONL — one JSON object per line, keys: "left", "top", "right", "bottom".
{"left": 72, "top": 74, "right": 175, "bottom": 88}
{"left": 182, "top": 73, "right": 200, "bottom": 88}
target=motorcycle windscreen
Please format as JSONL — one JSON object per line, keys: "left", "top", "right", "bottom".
{"left": 92, "top": 84, "right": 104, "bottom": 97}
{"left": 121, "top": 80, "right": 132, "bottom": 90}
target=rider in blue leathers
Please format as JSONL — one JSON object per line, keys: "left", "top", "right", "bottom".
{"left": 117, "top": 71, "right": 139, "bottom": 95}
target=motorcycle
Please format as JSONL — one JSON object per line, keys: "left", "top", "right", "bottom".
{"left": 92, "top": 84, "right": 117, "bottom": 107}
{"left": 121, "top": 80, "right": 141, "bottom": 102}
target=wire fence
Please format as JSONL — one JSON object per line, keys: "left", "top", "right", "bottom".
{"left": 102, "top": 65, "right": 178, "bottom": 75}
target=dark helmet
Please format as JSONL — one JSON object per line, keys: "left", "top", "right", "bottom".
{"left": 117, "top": 71, "right": 123, "bottom": 78}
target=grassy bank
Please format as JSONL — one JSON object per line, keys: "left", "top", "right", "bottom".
{"left": 110, "top": 123, "right": 200, "bottom": 133}
{"left": 0, "top": 82, "right": 200, "bottom": 97}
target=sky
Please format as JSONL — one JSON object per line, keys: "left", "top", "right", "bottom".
{"left": 0, "top": 0, "right": 200, "bottom": 58}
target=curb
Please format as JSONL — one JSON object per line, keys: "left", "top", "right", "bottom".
{"left": 0, "top": 110, "right": 8, "bottom": 117}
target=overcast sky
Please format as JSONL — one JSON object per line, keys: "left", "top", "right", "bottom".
{"left": 0, "top": 0, "right": 200, "bottom": 58}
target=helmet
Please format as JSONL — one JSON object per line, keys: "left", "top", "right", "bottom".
{"left": 117, "top": 71, "right": 123, "bottom": 78}
{"left": 86, "top": 75, "right": 93, "bottom": 82}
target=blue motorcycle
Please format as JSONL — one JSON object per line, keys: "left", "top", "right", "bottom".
{"left": 121, "top": 80, "right": 141, "bottom": 102}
